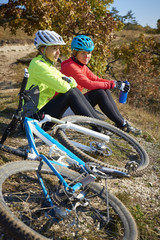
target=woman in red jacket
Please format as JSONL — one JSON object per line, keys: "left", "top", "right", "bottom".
{"left": 61, "top": 35, "right": 141, "bottom": 135}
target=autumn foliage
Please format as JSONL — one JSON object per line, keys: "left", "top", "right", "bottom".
{"left": 109, "top": 34, "right": 160, "bottom": 113}
{"left": 0, "top": 0, "right": 119, "bottom": 74}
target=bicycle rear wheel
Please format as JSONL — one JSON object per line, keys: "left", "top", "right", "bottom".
{"left": 0, "top": 161, "right": 138, "bottom": 240}
{"left": 56, "top": 116, "right": 149, "bottom": 175}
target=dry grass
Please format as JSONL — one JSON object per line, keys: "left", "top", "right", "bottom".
{"left": 112, "top": 29, "right": 160, "bottom": 45}
{"left": 115, "top": 98, "right": 160, "bottom": 142}
{"left": 112, "top": 30, "right": 143, "bottom": 45}
{"left": 0, "top": 26, "right": 34, "bottom": 42}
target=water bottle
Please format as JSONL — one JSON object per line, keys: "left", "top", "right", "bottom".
{"left": 119, "top": 81, "right": 130, "bottom": 104}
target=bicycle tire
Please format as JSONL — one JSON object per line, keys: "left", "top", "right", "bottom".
{"left": 56, "top": 116, "right": 149, "bottom": 175}
{"left": 0, "top": 160, "right": 138, "bottom": 240}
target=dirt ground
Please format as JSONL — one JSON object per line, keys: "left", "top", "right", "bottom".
{"left": 0, "top": 42, "right": 159, "bottom": 240}
{"left": 0, "top": 42, "right": 35, "bottom": 92}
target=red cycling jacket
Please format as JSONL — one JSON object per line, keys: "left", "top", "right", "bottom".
{"left": 61, "top": 57, "right": 115, "bottom": 92}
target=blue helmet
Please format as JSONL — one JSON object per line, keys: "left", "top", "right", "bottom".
{"left": 71, "top": 35, "right": 94, "bottom": 52}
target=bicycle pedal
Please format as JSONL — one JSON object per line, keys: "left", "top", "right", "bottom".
{"left": 125, "top": 161, "right": 139, "bottom": 172}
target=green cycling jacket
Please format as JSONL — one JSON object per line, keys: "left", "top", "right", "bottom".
{"left": 23, "top": 55, "right": 77, "bottom": 116}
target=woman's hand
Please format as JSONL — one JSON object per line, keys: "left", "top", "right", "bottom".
{"left": 115, "top": 81, "right": 130, "bottom": 92}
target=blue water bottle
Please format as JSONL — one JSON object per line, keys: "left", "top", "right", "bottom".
{"left": 119, "top": 81, "right": 130, "bottom": 104}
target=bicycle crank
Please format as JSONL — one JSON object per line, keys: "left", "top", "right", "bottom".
{"left": 90, "top": 141, "right": 112, "bottom": 156}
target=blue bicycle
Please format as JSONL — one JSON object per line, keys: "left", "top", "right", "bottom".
{"left": 0, "top": 70, "right": 138, "bottom": 240}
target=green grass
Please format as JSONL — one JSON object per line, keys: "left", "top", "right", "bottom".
{"left": 116, "top": 192, "right": 160, "bottom": 240}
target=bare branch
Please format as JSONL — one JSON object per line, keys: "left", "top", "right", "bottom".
{"left": 0, "top": 17, "right": 16, "bottom": 24}
{"left": 0, "top": 15, "right": 39, "bottom": 24}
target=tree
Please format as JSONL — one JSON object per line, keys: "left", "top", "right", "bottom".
{"left": 110, "top": 7, "right": 138, "bottom": 25}
{"left": 110, "top": 7, "right": 120, "bottom": 21}
{"left": 123, "top": 10, "right": 138, "bottom": 25}
{"left": 0, "top": 0, "right": 120, "bottom": 75}
{"left": 157, "top": 19, "right": 160, "bottom": 32}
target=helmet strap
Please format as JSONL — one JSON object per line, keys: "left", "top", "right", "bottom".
{"left": 43, "top": 46, "right": 48, "bottom": 58}
{"left": 38, "top": 45, "right": 48, "bottom": 58}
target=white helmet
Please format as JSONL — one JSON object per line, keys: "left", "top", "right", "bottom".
{"left": 34, "top": 30, "right": 66, "bottom": 49}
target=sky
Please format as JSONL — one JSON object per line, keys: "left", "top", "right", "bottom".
{"left": 0, "top": 0, "right": 160, "bottom": 29}
{"left": 109, "top": 0, "right": 160, "bottom": 28}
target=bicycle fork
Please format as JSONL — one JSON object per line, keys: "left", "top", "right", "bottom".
{"left": 36, "top": 159, "right": 97, "bottom": 221}
{"left": 37, "top": 162, "right": 110, "bottom": 228}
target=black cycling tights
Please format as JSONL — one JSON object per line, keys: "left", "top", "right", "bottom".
{"left": 36, "top": 88, "right": 101, "bottom": 127}
{"left": 85, "top": 89, "right": 124, "bottom": 128}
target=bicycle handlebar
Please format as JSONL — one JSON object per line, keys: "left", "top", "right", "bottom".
{"left": 17, "top": 68, "right": 29, "bottom": 112}
{"left": 19, "top": 68, "right": 29, "bottom": 95}
{"left": 39, "top": 114, "right": 65, "bottom": 125}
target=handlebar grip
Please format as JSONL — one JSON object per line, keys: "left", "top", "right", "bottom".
{"left": 0, "top": 144, "right": 28, "bottom": 159}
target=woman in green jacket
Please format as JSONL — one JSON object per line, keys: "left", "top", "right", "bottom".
{"left": 23, "top": 30, "right": 101, "bottom": 129}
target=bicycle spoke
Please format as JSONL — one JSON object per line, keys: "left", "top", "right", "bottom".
{"left": 0, "top": 161, "right": 137, "bottom": 239}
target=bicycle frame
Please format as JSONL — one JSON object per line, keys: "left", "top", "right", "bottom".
{"left": 24, "top": 116, "right": 95, "bottom": 195}
{"left": 42, "top": 114, "right": 112, "bottom": 155}
{"left": 21, "top": 114, "right": 129, "bottom": 212}
{"left": 40, "top": 114, "right": 110, "bottom": 142}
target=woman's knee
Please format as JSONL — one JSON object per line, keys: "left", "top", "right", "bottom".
{"left": 86, "top": 89, "right": 105, "bottom": 98}
{"left": 66, "top": 88, "right": 83, "bottom": 103}
{"left": 65, "top": 88, "right": 77, "bottom": 97}
{"left": 93, "top": 89, "right": 105, "bottom": 94}
{"left": 93, "top": 89, "right": 108, "bottom": 98}
{"left": 105, "top": 89, "right": 112, "bottom": 96}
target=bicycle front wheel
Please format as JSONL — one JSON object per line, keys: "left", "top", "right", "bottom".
{"left": 0, "top": 161, "right": 138, "bottom": 240}
{"left": 56, "top": 116, "right": 149, "bottom": 175}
